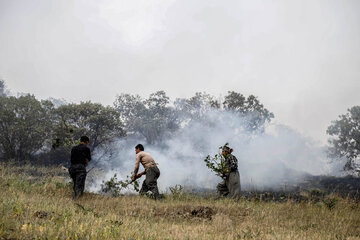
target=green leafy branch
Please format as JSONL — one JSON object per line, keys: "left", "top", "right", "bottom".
{"left": 101, "top": 173, "right": 139, "bottom": 197}
{"left": 204, "top": 143, "right": 230, "bottom": 179}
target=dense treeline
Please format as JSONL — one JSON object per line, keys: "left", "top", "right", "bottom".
{"left": 2, "top": 79, "right": 359, "bottom": 172}
{"left": 0, "top": 80, "right": 273, "bottom": 165}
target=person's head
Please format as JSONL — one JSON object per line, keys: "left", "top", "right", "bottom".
{"left": 135, "top": 144, "right": 144, "bottom": 154}
{"left": 80, "top": 136, "right": 90, "bottom": 146}
{"left": 222, "top": 145, "right": 233, "bottom": 156}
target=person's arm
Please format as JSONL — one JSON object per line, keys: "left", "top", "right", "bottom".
{"left": 229, "top": 155, "right": 238, "bottom": 171}
{"left": 86, "top": 147, "right": 91, "bottom": 162}
{"left": 136, "top": 171, "right": 146, "bottom": 178}
{"left": 221, "top": 155, "right": 231, "bottom": 178}
{"left": 131, "top": 154, "right": 141, "bottom": 181}
{"left": 84, "top": 147, "right": 91, "bottom": 166}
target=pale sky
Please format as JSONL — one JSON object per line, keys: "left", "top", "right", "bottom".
{"left": 0, "top": 0, "right": 359, "bottom": 144}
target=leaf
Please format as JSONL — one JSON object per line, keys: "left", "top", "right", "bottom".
{"left": 204, "top": 143, "right": 230, "bottom": 179}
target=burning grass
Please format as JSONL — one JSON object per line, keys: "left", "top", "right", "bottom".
{"left": 0, "top": 163, "right": 359, "bottom": 239}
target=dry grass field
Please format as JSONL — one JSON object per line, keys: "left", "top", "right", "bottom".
{"left": 0, "top": 163, "right": 359, "bottom": 240}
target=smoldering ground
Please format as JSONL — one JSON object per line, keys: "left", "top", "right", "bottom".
{"left": 87, "top": 109, "right": 344, "bottom": 194}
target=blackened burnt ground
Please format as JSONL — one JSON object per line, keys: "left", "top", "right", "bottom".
{"left": 241, "top": 175, "right": 360, "bottom": 202}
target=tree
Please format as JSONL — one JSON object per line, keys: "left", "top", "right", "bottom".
{"left": 143, "top": 91, "right": 179, "bottom": 143}
{"left": 223, "top": 91, "right": 246, "bottom": 111}
{"left": 114, "top": 91, "right": 180, "bottom": 144}
{"left": 0, "top": 80, "right": 6, "bottom": 97}
{"left": 0, "top": 95, "right": 53, "bottom": 160}
{"left": 114, "top": 90, "right": 274, "bottom": 143}
{"left": 223, "top": 91, "right": 274, "bottom": 132}
{"left": 53, "top": 102, "right": 126, "bottom": 152}
{"left": 174, "top": 92, "right": 220, "bottom": 123}
{"left": 327, "top": 106, "right": 360, "bottom": 171}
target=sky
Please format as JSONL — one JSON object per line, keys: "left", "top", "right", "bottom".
{"left": 0, "top": 0, "right": 359, "bottom": 144}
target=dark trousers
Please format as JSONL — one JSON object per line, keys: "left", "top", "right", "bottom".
{"left": 140, "top": 166, "right": 160, "bottom": 199}
{"left": 69, "top": 164, "right": 87, "bottom": 199}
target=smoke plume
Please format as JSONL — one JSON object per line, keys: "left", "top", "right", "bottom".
{"left": 87, "top": 109, "right": 341, "bottom": 194}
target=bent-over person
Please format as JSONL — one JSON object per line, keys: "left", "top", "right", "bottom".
{"left": 69, "top": 136, "right": 91, "bottom": 199}
{"left": 217, "top": 145, "right": 241, "bottom": 199}
{"left": 131, "top": 144, "right": 160, "bottom": 199}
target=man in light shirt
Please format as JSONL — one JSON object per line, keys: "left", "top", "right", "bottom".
{"left": 131, "top": 144, "right": 160, "bottom": 199}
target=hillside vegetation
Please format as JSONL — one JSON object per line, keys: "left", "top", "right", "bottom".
{"left": 0, "top": 163, "right": 359, "bottom": 240}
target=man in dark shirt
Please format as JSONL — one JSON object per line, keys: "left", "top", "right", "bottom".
{"left": 69, "top": 136, "right": 91, "bottom": 199}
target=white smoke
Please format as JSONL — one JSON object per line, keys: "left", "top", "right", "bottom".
{"left": 87, "top": 109, "right": 342, "bottom": 193}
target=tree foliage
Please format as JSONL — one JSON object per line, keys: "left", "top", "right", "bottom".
{"left": 327, "top": 106, "right": 360, "bottom": 171}
{"left": 0, "top": 95, "right": 53, "bottom": 160}
{"left": 114, "top": 90, "right": 273, "bottom": 144}
{"left": 114, "top": 91, "right": 179, "bottom": 144}
{"left": 175, "top": 91, "right": 274, "bottom": 132}
{"left": 0, "top": 94, "right": 126, "bottom": 164}
{"left": 175, "top": 92, "right": 220, "bottom": 122}
{"left": 223, "top": 91, "right": 274, "bottom": 132}
{"left": 100, "top": 173, "right": 139, "bottom": 197}
{"left": 53, "top": 101, "right": 126, "bottom": 151}
{"left": 0, "top": 87, "right": 274, "bottom": 164}
{"left": 0, "top": 80, "right": 5, "bottom": 97}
